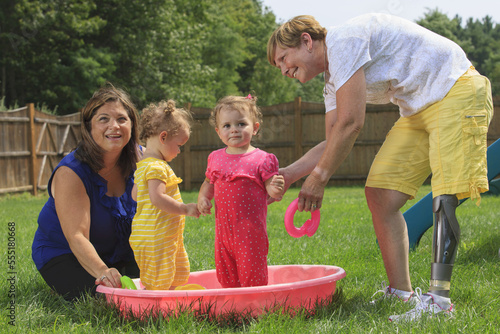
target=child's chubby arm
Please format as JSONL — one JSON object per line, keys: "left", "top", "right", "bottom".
{"left": 148, "top": 179, "right": 200, "bottom": 218}
{"left": 265, "top": 174, "right": 285, "bottom": 200}
{"left": 197, "top": 179, "right": 214, "bottom": 216}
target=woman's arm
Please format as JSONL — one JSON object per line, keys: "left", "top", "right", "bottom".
{"left": 266, "top": 141, "right": 327, "bottom": 205}
{"left": 277, "top": 93, "right": 338, "bottom": 191}
{"left": 279, "top": 141, "right": 327, "bottom": 187}
{"left": 298, "top": 67, "right": 367, "bottom": 211}
{"left": 52, "top": 167, "right": 121, "bottom": 288}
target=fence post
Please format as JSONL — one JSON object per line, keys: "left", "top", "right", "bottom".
{"left": 293, "top": 97, "right": 304, "bottom": 185}
{"left": 183, "top": 102, "right": 192, "bottom": 191}
{"left": 294, "top": 96, "right": 303, "bottom": 162}
{"left": 28, "top": 103, "right": 38, "bottom": 196}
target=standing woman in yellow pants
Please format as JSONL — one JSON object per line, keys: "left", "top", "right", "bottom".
{"left": 267, "top": 13, "right": 493, "bottom": 321}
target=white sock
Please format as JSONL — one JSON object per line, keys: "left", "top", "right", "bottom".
{"left": 390, "top": 287, "right": 413, "bottom": 300}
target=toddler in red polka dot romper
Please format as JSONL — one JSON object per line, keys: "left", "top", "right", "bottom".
{"left": 198, "top": 95, "right": 285, "bottom": 288}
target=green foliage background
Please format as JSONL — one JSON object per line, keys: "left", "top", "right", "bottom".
{"left": 0, "top": 1, "right": 499, "bottom": 114}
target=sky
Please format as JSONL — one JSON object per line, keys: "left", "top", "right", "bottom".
{"left": 260, "top": 0, "right": 499, "bottom": 27}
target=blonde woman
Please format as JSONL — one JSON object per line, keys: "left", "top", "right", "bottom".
{"left": 267, "top": 14, "right": 493, "bottom": 321}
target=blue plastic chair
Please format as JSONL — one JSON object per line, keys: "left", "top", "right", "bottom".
{"left": 403, "top": 139, "right": 500, "bottom": 250}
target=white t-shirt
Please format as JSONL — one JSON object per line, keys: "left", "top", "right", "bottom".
{"left": 324, "top": 13, "right": 472, "bottom": 117}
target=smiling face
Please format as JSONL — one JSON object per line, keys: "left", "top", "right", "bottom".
{"left": 273, "top": 34, "right": 325, "bottom": 84}
{"left": 90, "top": 101, "right": 132, "bottom": 154}
{"left": 215, "top": 107, "right": 259, "bottom": 154}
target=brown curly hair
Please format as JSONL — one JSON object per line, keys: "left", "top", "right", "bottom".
{"left": 139, "top": 100, "right": 194, "bottom": 142}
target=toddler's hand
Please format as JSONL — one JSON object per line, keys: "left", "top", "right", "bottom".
{"left": 197, "top": 198, "right": 212, "bottom": 216}
{"left": 185, "top": 203, "right": 201, "bottom": 218}
{"left": 268, "top": 174, "right": 285, "bottom": 200}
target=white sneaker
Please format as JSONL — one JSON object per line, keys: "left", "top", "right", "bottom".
{"left": 389, "top": 290, "right": 454, "bottom": 322}
{"left": 370, "top": 282, "right": 418, "bottom": 305}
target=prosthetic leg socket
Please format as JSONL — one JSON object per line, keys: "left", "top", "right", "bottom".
{"left": 430, "top": 195, "right": 460, "bottom": 298}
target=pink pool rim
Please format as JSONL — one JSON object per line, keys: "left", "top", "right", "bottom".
{"left": 97, "top": 264, "right": 346, "bottom": 317}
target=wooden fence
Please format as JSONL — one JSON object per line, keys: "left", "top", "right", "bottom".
{"left": 1, "top": 97, "right": 500, "bottom": 195}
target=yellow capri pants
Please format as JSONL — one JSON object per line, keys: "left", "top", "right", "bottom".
{"left": 366, "top": 67, "right": 493, "bottom": 204}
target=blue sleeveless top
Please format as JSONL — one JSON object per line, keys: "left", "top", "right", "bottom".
{"left": 32, "top": 151, "right": 137, "bottom": 270}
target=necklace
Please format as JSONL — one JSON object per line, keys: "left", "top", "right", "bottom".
{"left": 323, "top": 43, "right": 330, "bottom": 96}
{"left": 98, "top": 162, "right": 117, "bottom": 178}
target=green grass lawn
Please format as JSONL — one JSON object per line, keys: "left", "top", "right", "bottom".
{"left": 1, "top": 186, "right": 499, "bottom": 333}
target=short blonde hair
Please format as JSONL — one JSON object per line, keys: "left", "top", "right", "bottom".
{"left": 267, "top": 15, "right": 327, "bottom": 66}
{"left": 139, "top": 100, "right": 194, "bottom": 142}
{"left": 210, "top": 95, "right": 263, "bottom": 135}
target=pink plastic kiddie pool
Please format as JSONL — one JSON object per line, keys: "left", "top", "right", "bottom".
{"left": 97, "top": 264, "right": 345, "bottom": 317}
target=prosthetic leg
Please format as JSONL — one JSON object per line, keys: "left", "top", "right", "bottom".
{"left": 429, "top": 195, "right": 460, "bottom": 298}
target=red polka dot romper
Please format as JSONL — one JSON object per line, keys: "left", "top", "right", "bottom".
{"left": 205, "top": 148, "right": 279, "bottom": 288}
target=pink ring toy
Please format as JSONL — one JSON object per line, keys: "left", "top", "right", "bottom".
{"left": 284, "top": 198, "right": 320, "bottom": 238}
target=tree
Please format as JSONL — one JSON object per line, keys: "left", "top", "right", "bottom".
{"left": 234, "top": 0, "right": 324, "bottom": 105}
{"left": 94, "top": 0, "right": 219, "bottom": 110}
{"left": 2, "top": 0, "right": 112, "bottom": 114}
{"left": 4, "top": 3, "right": 496, "bottom": 115}
{"left": 417, "top": 9, "right": 500, "bottom": 95}
{"left": 0, "top": 0, "right": 20, "bottom": 103}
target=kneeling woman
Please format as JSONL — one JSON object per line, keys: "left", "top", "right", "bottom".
{"left": 32, "top": 84, "right": 141, "bottom": 301}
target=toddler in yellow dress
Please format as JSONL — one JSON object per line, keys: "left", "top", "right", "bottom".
{"left": 130, "top": 100, "right": 200, "bottom": 290}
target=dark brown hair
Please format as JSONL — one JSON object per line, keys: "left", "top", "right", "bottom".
{"left": 75, "top": 83, "right": 140, "bottom": 177}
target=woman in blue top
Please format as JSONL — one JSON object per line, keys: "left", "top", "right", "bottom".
{"left": 32, "top": 83, "right": 141, "bottom": 300}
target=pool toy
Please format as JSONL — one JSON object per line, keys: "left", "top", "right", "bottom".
{"left": 97, "top": 264, "right": 345, "bottom": 318}
{"left": 284, "top": 198, "right": 321, "bottom": 238}
{"left": 174, "top": 284, "right": 205, "bottom": 291}
{"left": 120, "top": 275, "right": 137, "bottom": 290}
{"left": 404, "top": 138, "right": 500, "bottom": 249}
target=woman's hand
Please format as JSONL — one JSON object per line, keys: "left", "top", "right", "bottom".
{"left": 297, "top": 170, "right": 327, "bottom": 212}
{"left": 95, "top": 267, "right": 122, "bottom": 288}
